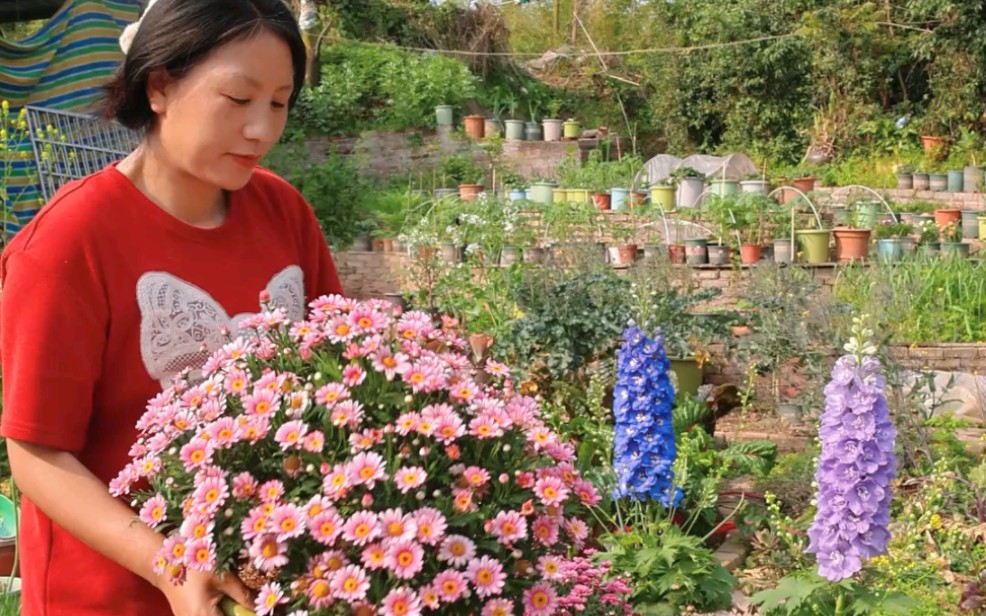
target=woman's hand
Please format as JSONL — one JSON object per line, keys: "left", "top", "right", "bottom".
{"left": 158, "top": 569, "right": 255, "bottom": 616}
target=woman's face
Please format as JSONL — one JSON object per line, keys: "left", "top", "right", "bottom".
{"left": 147, "top": 29, "right": 294, "bottom": 190}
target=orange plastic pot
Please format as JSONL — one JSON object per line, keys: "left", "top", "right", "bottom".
{"left": 833, "top": 228, "right": 871, "bottom": 263}
{"left": 740, "top": 244, "right": 761, "bottom": 264}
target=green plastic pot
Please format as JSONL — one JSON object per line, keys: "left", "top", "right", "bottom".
{"left": 978, "top": 216, "right": 986, "bottom": 240}
{"left": 854, "top": 200, "right": 881, "bottom": 229}
{"left": 529, "top": 181, "right": 556, "bottom": 205}
{"left": 670, "top": 358, "right": 703, "bottom": 397}
{"left": 504, "top": 119, "right": 525, "bottom": 141}
{"left": 567, "top": 188, "right": 591, "bottom": 204}
{"left": 707, "top": 179, "right": 739, "bottom": 197}
{"left": 795, "top": 229, "right": 831, "bottom": 264}
{"left": 434, "top": 105, "right": 454, "bottom": 126}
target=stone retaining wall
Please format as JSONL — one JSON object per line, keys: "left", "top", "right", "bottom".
{"left": 814, "top": 186, "right": 986, "bottom": 209}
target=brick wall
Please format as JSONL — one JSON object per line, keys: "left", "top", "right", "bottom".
{"left": 303, "top": 128, "right": 593, "bottom": 182}
{"left": 814, "top": 186, "right": 986, "bottom": 210}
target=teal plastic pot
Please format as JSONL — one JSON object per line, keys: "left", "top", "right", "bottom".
{"left": 529, "top": 181, "right": 556, "bottom": 205}
{"left": 940, "top": 242, "right": 971, "bottom": 258}
{"left": 504, "top": 119, "right": 525, "bottom": 141}
{"left": 912, "top": 173, "right": 930, "bottom": 190}
{"left": 961, "top": 210, "right": 979, "bottom": 239}
{"left": 929, "top": 173, "right": 948, "bottom": 192}
{"left": 509, "top": 188, "right": 527, "bottom": 202}
{"left": 707, "top": 179, "right": 739, "bottom": 197}
{"left": 611, "top": 188, "right": 629, "bottom": 211}
{"left": 435, "top": 105, "right": 454, "bottom": 126}
{"left": 684, "top": 238, "right": 709, "bottom": 265}
{"left": 524, "top": 121, "right": 542, "bottom": 141}
{"left": 876, "top": 238, "right": 903, "bottom": 262}
{"left": 947, "top": 170, "right": 964, "bottom": 192}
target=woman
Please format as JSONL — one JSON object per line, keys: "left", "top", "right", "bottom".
{"left": 0, "top": 1, "right": 343, "bottom": 614}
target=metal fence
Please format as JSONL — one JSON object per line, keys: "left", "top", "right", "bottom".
{"left": 25, "top": 105, "right": 142, "bottom": 201}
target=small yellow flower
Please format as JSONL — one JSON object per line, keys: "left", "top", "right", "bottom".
{"left": 929, "top": 513, "right": 942, "bottom": 530}
{"left": 1, "top": 100, "right": 8, "bottom": 112}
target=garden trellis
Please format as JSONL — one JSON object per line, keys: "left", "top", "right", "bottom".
{"left": 25, "top": 106, "right": 141, "bottom": 201}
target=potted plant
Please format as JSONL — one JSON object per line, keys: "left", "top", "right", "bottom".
{"left": 672, "top": 167, "right": 706, "bottom": 208}
{"left": 794, "top": 210, "right": 832, "bottom": 264}
{"left": 649, "top": 176, "right": 676, "bottom": 210}
{"left": 916, "top": 219, "right": 941, "bottom": 256}
{"left": 893, "top": 163, "right": 914, "bottom": 190}
{"left": 734, "top": 194, "right": 768, "bottom": 264}
{"left": 769, "top": 207, "right": 794, "bottom": 264}
{"left": 542, "top": 99, "right": 564, "bottom": 141}
{"left": 740, "top": 170, "right": 770, "bottom": 195}
{"left": 833, "top": 208, "right": 872, "bottom": 263}
{"left": 918, "top": 114, "right": 949, "bottom": 160}
{"left": 874, "top": 221, "right": 913, "bottom": 262}
{"left": 939, "top": 221, "right": 969, "bottom": 257}
{"left": 935, "top": 206, "right": 962, "bottom": 228}
{"left": 609, "top": 218, "right": 639, "bottom": 265}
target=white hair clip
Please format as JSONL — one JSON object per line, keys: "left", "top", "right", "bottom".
{"left": 119, "top": 0, "right": 160, "bottom": 55}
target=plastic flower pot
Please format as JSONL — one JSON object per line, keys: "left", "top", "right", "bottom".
{"left": 964, "top": 166, "right": 984, "bottom": 193}
{"left": 567, "top": 188, "right": 591, "bottom": 204}
{"left": 707, "top": 243, "right": 730, "bottom": 265}
{"left": 833, "top": 228, "right": 871, "bottom": 263}
{"left": 552, "top": 188, "right": 567, "bottom": 203}
{"left": 504, "top": 119, "right": 525, "bottom": 141}
{"left": 919, "top": 242, "right": 940, "bottom": 257}
{"left": 947, "top": 170, "right": 964, "bottom": 192}
{"left": 615, "top": 244, "right": 638, "bottom": 265}
{"left": 463, "top": 115, "right": 485, "bottom": 140}
{"left": 740, "top": 179, "right": 770, "bottom": 195}
{"left": 508, "top": 188, "right": 527, "bottom": 202}
{"left": 740, "top": 243, "right": 761, "bottom": 264}
{"left": 434, "top": 105, "right": 454, "bottom": 127}
{"left": 434, "top": 187, "right": 458, "bottom": 201}
{"left": 895, "top": 173, "right": 913, "bottom": 190}
{"left": 440, "top": 242, "right": 461, "bottom": 263}
{"left": 351, "top": 233, "right": 371, "bottom": 252}
{"left": 961, "top": 210, "right": 979, "bottom": 238}
{"left": 649, "top": 185, "right": 675, "bottom": 209}
{"left": 934, "top": 208, "right": 962, "bottom": 228}
{"left": 529, "top": 181, "right": 555, "bottom": 204}
{"left": 610, "top": 188, "right": 629, "bottom": 211}
{"left": 979, "top": 216, "right": 986, "bottom": 240}
{"left": 792, "top": 176, "right": 816, "bottom": 194}
{"left": 458, "top": 183, "right": 483, "bottom": 201}
{"left": 831, "top": 206, "right": 849, "bottom": 226}
{"left": 542, "top": 119, "right": 563, "bottom": 141}
{"left": 912, "top": 173, "right": 930, "bottom": 190}
{"left": 562, "top": 119, "right": 581, "bottom": 139}
{"left": 524, "top": 121, "right": 542, "bottom": 141}
{"left": 707, "top": 179, "right": 739, "bottom": 197}
{"left": 928, "top": 173, "right": 948, "bottom": 192}
{"left": 684, "top": 238, "right": 708, "bottom": 265}
{"left": 876, "top": 238, "right": 903, "bottom": 262}
{"left": 484, "top": 118, "right": 502, "bottom": 139}
{"left": 940, "top": 241, "right": 970, "bottom": 258}
{"left": 795, "top": 229, "right": 831, "bottom": 264}
{"left": 773, "top": 238, "right": 793, "bottom": 264}
{"left": 668, "top": 244, "right": 686, "bottom": 264}
{"left": 676, "top": 177, "right": 705, "bottom": 208}
{"left": 628, "top": 190, "right": 647, "bottom": 209}
{"left": 777, "top": 403, "right": 803, "bottom": 426}
{"left": 500, "top": 246, "right": 521, "bottom": 266}
{"left": 591, "top": 192, "right": 611, "bottom": 211}
{"left": 669, "top": 357, "right": 703, "bottom": 397}
{"left": 642, "top": 244, "right": 663, "bottom": 260}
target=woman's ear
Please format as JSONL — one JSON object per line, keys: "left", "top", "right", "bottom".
{"left": 146, "top": 69, "right": 171, "bottom": 115}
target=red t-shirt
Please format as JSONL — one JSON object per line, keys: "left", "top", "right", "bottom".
{"left": 0, "top": 164, "right": 344, "bottom": 616}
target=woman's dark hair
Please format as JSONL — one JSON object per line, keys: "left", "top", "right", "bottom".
{"left": 101, "top": 0, "right": 306, "bottom": 131}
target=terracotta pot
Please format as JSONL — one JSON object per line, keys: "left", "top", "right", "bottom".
{"left": 739, "top": 243, "right": 761, "bottom": 264}
{"left": 628, "top": 191, "right": 647, "bottom": 209}
{"left": 416, "top": 247, "right": 436, "bottom": 259}
{"left": 668, "top": 244, "right": 686, "bottom": 264}
{"left": 463, "top": 115, "right": 485, "bottom": 140}
{"left": 616, "top": 244, "right": 638, "bottom": 265}
{"left": 591, "top": 192, "right": 611, "bottom": 211}
{"left": 934, "top": 208, "right": 962, "bottom": 228}
{"left": 792, "top": 177, "right": 816, "bottom": 195}
{"left": 458, "top": 183, "right": 483, "bottom": 201}
{"left": 833, "top": 228, "right": 871, "bottom": 263}
{"left": 371, "top": 238, "right": 386, "bottom": 252}
{"left": 731, "top": 325, "right": 753, "bottom": 337}
{"left": 920, "top": 135, "right": 949, "bottom": 159}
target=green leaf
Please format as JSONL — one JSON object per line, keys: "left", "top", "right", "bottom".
{"left": 749, "top": 571, "right": 830, "bottom": 615}
{"left": 719, "top": 439, "right": 778, "bottom": 476}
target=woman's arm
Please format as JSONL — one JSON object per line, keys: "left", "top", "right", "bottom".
{"left": 7, "top": 439, "right": 254, "bottom": 616}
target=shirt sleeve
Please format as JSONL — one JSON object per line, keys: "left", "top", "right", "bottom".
{"left": 0, "top": 246, "right": 109, "bottom": 452}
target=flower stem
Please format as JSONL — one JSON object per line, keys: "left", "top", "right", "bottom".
{"left": 834, "top": 588, "right": 845, "bottom": 616}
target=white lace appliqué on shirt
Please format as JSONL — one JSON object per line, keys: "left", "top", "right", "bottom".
{"left": 136, "top": 265, "right": 305, "bottom": 387}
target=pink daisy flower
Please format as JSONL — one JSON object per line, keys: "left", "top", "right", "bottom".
{"left": 256, "top": 581, "right": 287, "bottom": 616}
{"left": 396, "top": 312, "right": 434, "bottom": 341}
{"left": 433, "top": 413, "right": 465, "bottom": 444}
{"left": 482, "top": 598, "right": 515, "bottom": 616}
{"left": 330, "top": 400, "right": 364, "bottom": 428}
{"left": 326, "top": 315, "right": 357, "bottom": 343}
{"left": 347, "top": 451, "right": 387, "bottom": 489}
{"left": 394, "top": 466, "right": 427, "bottom": 494}
{"left": 241, "top": 508, "right": 270, "bottom": 541}
{"left": 315, "top": 382, "right": 350, "bottom": 408}
{"left": 572, "top": 478, "right": 602, "bottom": 506}
{"left": 342, "top": 511, "right": 380, "bottom": 546}
{"left": 395, "top": 412, "right": 419, "bottom": 436}
{"left": 452, "top": 488, "right": 476, "bottom": 513}
{"left": 413, "top": 507, "right": 448, "bottom": 546}
{"left": 490, "top": 510, "right": 527, "bottom": 545}
{"left": 191, "top": 475, "right": 228, "bottom": 515}
{"left": 234, "top": 415, "right": 270, "bottom": 443}
{"left": 448, "top": 379, "right": 479, "bottom": 404}
{"left": 342, "top": 364, "right": 367, "bottom": 387}
{"left": 534, "top": 476, "right": 569, "bottom": 507}
{"left": 379, "top": 509, "right": 417, "bottom": 543}
{"left": 242, "top": 388, "right": 279, "bottom": 418}
{"left": 461, "top": 466, "right": 491, "bottom": 488}
{"left": 249, "top": 534, "right": 288, "bottom": 572}
{"left": 206, "top": 417, "right": 237, "bottom": 448}
{"left": 419, "top": 583, "right": 441, "bottom": 610}
{"left": 360, "top": 542, "right": 387, "bottom": 571}
{"left": 305, "top": 576, "right": 333, "bottom": 610}
{"left": 531, "top": 515, "right": 560, "bottom": 546}
{"left": 485, "top": 358, "right": 510, "bottom": 378}
{"left": 309, "top": 510, "right": 344, "bottom": 546}
{"left": 139, "top": 494, "right": 168, "bottom": 529}
{"left": 302, "top": 430, "right": 325, "bottom": 453}
{"left": 469, "top": 415, "right": 503, "bottom": 439}
{"left": 348, "top": 428, "right": 380, "bottom": 452}
{"left": 186, "top": 537, "right": 216, "bottom": 572}
{"left": 536, "top": 554, "right": 566, "bottom": 581}
{"left": 274, "top": 419, "right": 308, "bottom": 450}
{"left": 329, "top": 564, "right": 369, "bottom": 602}
{"left": 437, "top": 535, "right": 476, "bottom": 567}
{"left": 466, "top": 556, "right": 507, "bottom": 598}
{"left": 285, "top": 390, "right": 311, "bottom": 418}
{"left": 371, "top": 349, "right": 410, "bottom": 381}
{"left": 384, "top": 538, "right": 424, "bottom": 579}
{"left": 258, "top": 480, "right": 285, "bottom": 503}
{"left": 288, "top": 320, "right": 316, "bottom": 341}
{"left": 433, "top": 569, "right": 468, "bottom": 603}
{"left": 322, "top": 464, "right": 351, "bottom": 499}
{"left": 565, "top": 517, "right": 589, "bottom": 546}
{"left": 224, "top": 369, "right": 250, "bottom": 396}
{"left": 382, "top": 587, "right": 422, "bottom": 616}
{"left": 179, "top": 438, "right": 213, "bottom": 471}
{"left": 231, "top": 472, "right": 257, "bottom": 500}
{"left": 271, "top": 504, "right": 306, "bottom": 540}
{"left": 180, "top": 514, "right": 214, "bottom": 542}
{"left": 523, "top": 582, "right": 558, "bottom": 616}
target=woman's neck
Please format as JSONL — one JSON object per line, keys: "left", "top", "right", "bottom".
{"left": 117, "top": 137, "right": 227, "bottom": 229}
